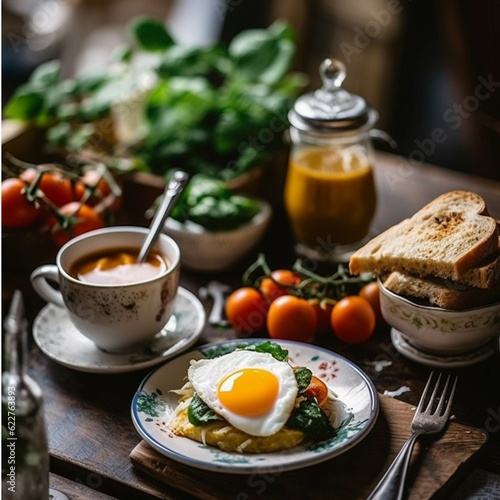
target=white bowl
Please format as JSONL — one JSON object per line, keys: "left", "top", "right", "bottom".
{"left": 162, "top": 200, "right": 272, "bottom": 272}
{"left": 378, "top": 280, "right": 500, "bottom": 355}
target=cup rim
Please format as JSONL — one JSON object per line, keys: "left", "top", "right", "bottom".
{"left": 56, "top": 226, "right": 181, "bottom": 287}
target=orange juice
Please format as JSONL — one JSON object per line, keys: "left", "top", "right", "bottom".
{"left": 284, "top": 146, "right": 376, "bottom": 249}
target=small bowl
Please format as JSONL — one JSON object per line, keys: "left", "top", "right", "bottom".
{"left": 378, "top": 279, "right": 500, "bottom": 355}
{"left": 162, "top": 199, "right": 272, "bottom": 272}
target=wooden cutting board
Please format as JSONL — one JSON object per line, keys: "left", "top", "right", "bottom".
{"left": 130, "top": 394, "right": 487, "bottom": 499}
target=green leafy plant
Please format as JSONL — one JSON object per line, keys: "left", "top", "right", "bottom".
{"left": 5, "top": 17, "right": 306, "bottom": 181}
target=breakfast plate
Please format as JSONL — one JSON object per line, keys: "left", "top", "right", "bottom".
{"left": 32, "top": 287, "right": 205, "bottom": 374}
{"left": 131, "top": 339, "right": 379, "bottom": 474}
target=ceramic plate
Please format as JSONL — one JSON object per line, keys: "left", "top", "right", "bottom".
{"left": 131, "top": 339, "right": 379, "bottom": 474}
{"left": 391, "top": 328, "right": 496, "bottom": 368}
{"left": 32, "top": 287, "right": 205, "bottom": 374}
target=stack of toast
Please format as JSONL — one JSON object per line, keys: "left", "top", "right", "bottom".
{"left": 349, "top": 191, "right": 500, "bottom": 309}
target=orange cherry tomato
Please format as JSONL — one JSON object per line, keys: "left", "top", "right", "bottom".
{"left": 303, "top": 375, "right": 329, "bottom": 406}
{"left": 331, "top": 296, "right": 376, "bottom": 345}
{"left": 259, "top": 269, "right": 302, "bottom": 303}
{"left": 49, "top": 202, "right": 104, "bottom": 248}
{"left": 20, "top": 166, "right": 74, "bottom": 207}
{"left": 359, "top": 281, "right": 385, "bottom": 324}
{"left": 225, "top": 287, "right": 269, "bottom": 335}
{"left": 1, "top": 178, "right": 41, "bottom": 229}
{"left": 267, "top": 295, "right": 317, "bottom": 342}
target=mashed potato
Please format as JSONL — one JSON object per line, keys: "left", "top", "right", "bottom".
{"left": 168, "top": 396, "right": 305, "bottom": 453}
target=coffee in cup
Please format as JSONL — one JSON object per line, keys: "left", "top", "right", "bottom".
{"left": 69, "top": 247, "right": 169, "bottom": 285}
{"left": 30, "top": 226, "right": 181, "bottom": 353}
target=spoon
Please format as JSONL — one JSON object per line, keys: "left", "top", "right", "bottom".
{"left": 137, "top": 170, "right": 189, "bottom": 263}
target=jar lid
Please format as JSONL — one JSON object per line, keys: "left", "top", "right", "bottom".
{"left": 289, "top": 59, "right": 378, "bottom": 132}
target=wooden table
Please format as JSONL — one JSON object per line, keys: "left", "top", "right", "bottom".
{"left": 4, "top": 152, "right": 500, "bottom": 499}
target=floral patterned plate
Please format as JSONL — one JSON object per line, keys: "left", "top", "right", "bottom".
{"left": 33, "top": 287, "right": 205, "bottom": 374}
{"left": 131, "top": 339, "right": 379, "bottom": 474}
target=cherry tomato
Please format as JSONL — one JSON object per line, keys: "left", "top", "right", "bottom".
{"left": 259, "top": 269, "right": 302, "bottom": 303}
{"left": 1, "top": 178, "right": 40, "bottom": 229}
{"left": 359, "top": 281, "right": 385, "bottom": 324}
{"left": 75, "top": 169, "right": 122, "bottom": 212}
{"left": 331, "top": 296, "right": 376, "bottom": 345}
{"left": 267, "top": 295, "right": 317, "bottom": 342}
{"left": 225, "top": 287, "right": 269, "bottom": 335}
{"left": 20, "top": 166, "right": 74, "bottom": 207}
{"left": 311, "top": 300, "right": 334, "bottom": 334}
{"left": 50, "top": 202, "right": 104, "bottom": 248}
{"left": 303, "top": 375, "right": 329, "bottom": 406}
{"left": 74, "top": 169, "right": 110, "bottom": 201}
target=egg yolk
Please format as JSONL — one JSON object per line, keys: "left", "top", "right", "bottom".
{"left": 217, "top": 368, "right": 279, "bottom": 416}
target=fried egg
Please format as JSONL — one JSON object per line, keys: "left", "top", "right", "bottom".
{"left": 187, "top": 350, "right": 298, "bottom": 437}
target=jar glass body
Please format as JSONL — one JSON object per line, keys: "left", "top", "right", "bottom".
{"left": 284, "top": 126, "right": 377, "bottom": 261}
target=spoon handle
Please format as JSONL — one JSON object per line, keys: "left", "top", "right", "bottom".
{"left": 137, "top": 171, "right": 189, "bottom": 263}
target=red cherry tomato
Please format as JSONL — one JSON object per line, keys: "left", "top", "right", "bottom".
{"left": 259, "top": 269, "right": 302, "bottom": 303}
{"left": 331, "top": 296, "right": 376, "bottom": 345}
{"left": 1, "top": 178, "right": 40, "bottom": 229}
{"left": 359, "top": 281, "right": 385, "bottom": 324}
{"left": 20, "top": 166, "right": 74, "bottom": 207}
{"left": 267, "top": 295, "right": 317, "bottom": 342}
{"left": 50, "top": 202, "right": 104, "bottom": 248}
{"left": 311, "top": 300, "right": 334, "bottom": 334}
{"left": 225, "top": 287, "right": 269, "bottom": 335}
{"left": 303, "top": 375, "right": 329, "bottom": 406}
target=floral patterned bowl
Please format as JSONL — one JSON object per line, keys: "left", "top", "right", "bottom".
{"left": 378, "top": 280, "right": 500, "bottom": 355}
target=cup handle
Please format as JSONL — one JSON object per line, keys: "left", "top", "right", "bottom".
{"left": 30, "top": 265, "right": 65, "bottom": 307}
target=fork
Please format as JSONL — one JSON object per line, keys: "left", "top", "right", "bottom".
{"left": 368, "top": 372, "right": 458, "bottom": 500}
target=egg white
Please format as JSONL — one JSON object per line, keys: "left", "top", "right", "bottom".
{"left": 188, "top": 350, "right": 298, "bottom": 437}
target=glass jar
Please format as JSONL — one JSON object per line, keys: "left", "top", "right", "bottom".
{"left": 284, "top": 59, "right": 380, "bottom": 262}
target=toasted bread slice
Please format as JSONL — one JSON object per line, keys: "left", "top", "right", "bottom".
{"left": 460, "top": 243, "right": 500, "bottom": 288}
{"left": 349, "top": 191, "right": 499, "bottom": 287}
{"left": 383, "top": 271, "right": 500, "bottom": 310}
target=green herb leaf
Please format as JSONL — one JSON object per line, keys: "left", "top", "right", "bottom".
{"left": 130, "top": 17, "right": 175, "bottom": 52}
{"left": 243, "top": 341, "right": 289, "bottom": 361}
{"left": 228, "top": 21, "right": 295, "bottom": 85}
{"left": 28, "top": 59, "right": 61, "bottom": 89}
{"left": 4, "top": 89, "right": 45, "bottom": 121}
{"left": 294, "top": 366, "right": 312, "bottom": 394}
{"left": 157, "top": 45, "right": 227, "bottom": 78}
{"left": 187, "top": 393, "right": 222, "bottom": 426}
{"left": 286, "top": 397, "right": 336, "bottom": 441}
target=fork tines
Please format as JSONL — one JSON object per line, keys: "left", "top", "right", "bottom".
{"left": 417, "top": 371, "right": 458, "bottom": 418}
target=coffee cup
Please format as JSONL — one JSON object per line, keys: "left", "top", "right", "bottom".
{"left": 30, "top": 226, "right": 181, "bottom": 353}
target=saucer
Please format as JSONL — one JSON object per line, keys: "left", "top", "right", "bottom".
{"left": 391, "top": 328, "right": 496, "bottom": 368}
{"left": 33, "top": 287, "right": 206, "bottom": 374}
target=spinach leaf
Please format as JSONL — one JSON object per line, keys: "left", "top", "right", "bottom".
{"left": 4, "top": 89, "right": 45, "bottom": 122}
{"left": 4, "top": 60, "right": 62, "bottom": 124}
{"left": 286, "top": 397, "right": 336, "bottom": 441}
{"left": 228, "top": 21, "right": 295, "bottom": 86}
{"left": 129, "top": 17, "right": 175, "bottom": 52}
{"left": 157, "top": 45, "right": 227, "bottom": 78}
{"left": 243, "top": 341, "right": 289, "bottom": 362}
{"left": 169, "top": 174, "right": 260, "bottom": 230}
{"left": 293, "top": 366, "right": 312, "bottom": 394}
{"left": 187, "top": 393, "right": 222, "bottom": 426}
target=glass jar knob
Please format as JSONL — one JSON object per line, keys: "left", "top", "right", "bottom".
{"left": 319, "top": 58, "right": 346, "bottom": 91}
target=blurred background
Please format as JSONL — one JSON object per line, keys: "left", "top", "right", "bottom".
{"left": 3, "top": 0, "right": 500, "bottom": 181}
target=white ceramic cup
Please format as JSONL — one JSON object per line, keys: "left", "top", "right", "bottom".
{"left": 30, "top": 226, "right": 181, "bottom": 353}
